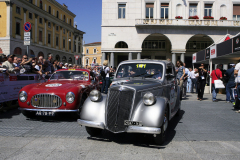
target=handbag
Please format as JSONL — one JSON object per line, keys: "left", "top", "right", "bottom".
{"left": 214, "top": 70, "right": 225, "bottom": 89}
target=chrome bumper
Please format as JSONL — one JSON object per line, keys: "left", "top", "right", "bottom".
{"left": 77, "top": 119, "right": 161, "bottom": 134}
{"left": 18, "top": 108, "right": 78, "bottom": 112}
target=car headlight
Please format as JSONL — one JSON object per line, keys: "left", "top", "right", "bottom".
{"left": 66, "top": 92, "right": 75, "bottom": 103}
{"left": 19, "top": 91, "right": 27, "bottom": 102}
{"left": 89, "top": 90, "right": 101, "bottom": 102}
{"left": 143, "top": 92, "right": 156, "bottom": 106}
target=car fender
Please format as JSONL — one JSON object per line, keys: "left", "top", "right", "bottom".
{"left": 131, "top": 96, "right": 168, "bottom": 128}
{"left": 80, "top": 94, "right": 107, "bottom": 125}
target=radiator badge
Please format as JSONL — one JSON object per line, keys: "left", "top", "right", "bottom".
{"left": 45, "top": 83, "right": 62, "bottom": 87}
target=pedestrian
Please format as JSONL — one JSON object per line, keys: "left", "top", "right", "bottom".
{"left": 2, "top": 55, "right": 20, "bottom": 75}
{"left": 197, "top": 64, "right": 207, "bottom": 101}
{"left": 210, "top": 64, "right": 222, "bottom": 102}
{"left": 187, "top": 68, "right": 193, "bottom": 93}
{"left": 182, "top": 63, "right": 189, "bottom": 98}
{"left": 225, "top": 64, "right": 236, "bottom": 103}
{"left": 190, "top": 68, "right": 199, "bottom": 93}
{"left": 175, "top": 60, "right": 185, "bottom": 98}
{"left": 101, "top": 60, "right": 110, "bottom": 94}
{"left": 20, "top": 55, "right": 32, "bottom": 73}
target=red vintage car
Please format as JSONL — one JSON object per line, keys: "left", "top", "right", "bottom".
{"left": 18, "top": 69, "right": 100, "bottom": 118}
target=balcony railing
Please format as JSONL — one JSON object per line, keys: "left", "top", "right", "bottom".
{"left": 135, "top": 19, "right": 240, "bottom": 27}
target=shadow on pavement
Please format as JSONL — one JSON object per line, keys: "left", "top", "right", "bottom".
{"left": 0, "top": 108, "right": 21, "bottom": 119}
{"left": 86, "top": 109, "right": 185, "bottom": 148}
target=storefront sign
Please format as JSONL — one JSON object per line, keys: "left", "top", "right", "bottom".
{"left": 210, "top": 45, "right": 217, "bottom": 59}
{"left": 192, "top": 53, "right": 197, "bottom": 63}
{"left": 217, "top": 38, "right": 232, "bottom": 57}
{"left": 205, "top": 48, "right": 210, "bottom": 59}
{"left": 233, "top": 35, "right": 240, "bottom": 52}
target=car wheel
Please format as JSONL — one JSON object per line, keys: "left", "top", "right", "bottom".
{"left": 153, "top": 107, "right": 169, "bottom": 145}
{"left": 21, "top": 110, "right": 35, "bottom": 119}
{"left": 85, "top": 127, "right": 102, "bottom": 137}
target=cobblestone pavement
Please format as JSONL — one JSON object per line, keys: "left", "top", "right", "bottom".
{"left": 0, "top": 93, "right": 240, "bottom": 160}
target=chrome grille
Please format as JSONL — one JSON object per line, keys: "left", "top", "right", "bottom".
{"left": 31, "top": 94, "right": 62, "bottom": 108}
{"left": 106, "top": 87, "right": 134, "bottom": 133}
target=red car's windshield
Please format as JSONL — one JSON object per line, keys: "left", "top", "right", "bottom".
{"left": 50, "top": 71, "right": 89, "bottom": 81}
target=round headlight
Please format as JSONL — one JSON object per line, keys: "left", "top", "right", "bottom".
{"left": 66, "top": 92, "right": 75, "bottom": 103}
{"left": 89, "top": 90, "right": 101, "bottom": 102}
{"left": 19, "top": 91, "right": 27, "bottom": 102}
{"left": 143, "top": 92, "right": 156, "bottom": 106}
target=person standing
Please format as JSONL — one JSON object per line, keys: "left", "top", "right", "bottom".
{"left": 182, "top": 63, "right": 189, "bottom": 98}
{"left": 175, "top": 60, "right": 185, "bottom": 98}
{"left": 190, "top": 68, "right": 199, "bottom": 93}
{"left": 197, "top": 64, "right": 207, "bottom": 101}
{"left": 2, "top": 55, "right": 20, "bottom": 74}
{"left": 187, "top": 68, "right": 193, "bottom": 93}
{"left": 225, "top": 64, "right": 236, "bottom": 103}
{"left": 101, "top": 60, "right": 110, "bottom": 94}
{"left": 234, "top": 61, "right": 240, "bottom": 109}
{"left": 210, "top": 64, "right": 223, "bottom": 102}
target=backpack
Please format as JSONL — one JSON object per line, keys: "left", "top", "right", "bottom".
{"left": 100, "top": 66, "right": 106, "bottom": 78}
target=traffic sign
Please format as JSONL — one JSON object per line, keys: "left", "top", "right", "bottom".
{"left": 24, "top": 31, "right": 31, "bottom": 46}
{"left": 24, "top": 32, "right": 31, "bottom": 36}
{"left": 24, "top": 41, "right": 30, "bottom": 45}
{"left": 24, "top": 22, "right": 31, "bottom": 32}
{"left": 75, "top": 55, "right": 79, "bottom": 60}
{"left": 24, "top": 37, "right": 30, "bottom": 41}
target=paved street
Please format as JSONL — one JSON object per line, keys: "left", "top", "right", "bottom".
{"left": 1, "top": 93, "right": 240, "bottom": 160}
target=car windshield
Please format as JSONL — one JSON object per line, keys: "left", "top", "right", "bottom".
{"left": 50, "top": 71, "right": 89, "bottom": 81}
{"left": 116, "top": 63, "right": 163, "bottom": 79}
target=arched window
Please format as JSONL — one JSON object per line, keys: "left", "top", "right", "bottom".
{"left": 220, "top": 5, "right": 226, "bottom": 17}
{"left": 115, "top": 41, "right": 128, "bottom": 48}
{"left": 48, "top": 6, "right": 51, "bottom": 14}
{"left": 40, "top": 0, "right": 43, "bottom": 9}
{"left": 68, "top": 57, "right": 72, "bottom": 63}
{"left": 70, "top": 19, "right": 72, "bottom": 25}
{"left": 176, "top": 4, "right": 182, "bottom": 17}
{"left": 93, "top": 58, "right": 96, "bottom": 64}
{"left": 38, "top": 52, "right": 44, "bottom": 58}
{"left": 62, "top": 56, "right": 66, "bottom": 63}
{"left": 56, "top": 55, "right": 60, "bottom": 61}
{"left": 86, "top": 58, "right": 89, "bottom": 65}
{"left": 30, "top": 50, "right": 35, "bottom": 58}
{"left": 13, "top": 47, "right": 22, "bottom": 55}
{"left": 63, "top": 15, "right": 66, "bottom": 22}
{"left": 56, "top": 11, "right": 59, "bottom": 18}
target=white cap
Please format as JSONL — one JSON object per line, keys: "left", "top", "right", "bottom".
{"left": 65, "top": 63, "right": 68, "bottom": 66}
{"left": 230, "top": 64, "right": 235, "bottom": 67}
{"left": 68, "top": 64, "right": 73, "bottom": 67}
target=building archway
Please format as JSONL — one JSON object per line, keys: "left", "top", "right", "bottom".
{"left": 30, "top": 50, "right": 35, "bottom": 58}
{"left": 38, "top": 52, "right": 44, "bottom": 58}
{"left": 62, "top": 56, "right": 67, "bottom": 63}
{"left": 13, "top": 47, "right": 22, "bottom": 57}
{"left": 185, "top": 34, "right": 214, "bottom": 67}
{"left": 115, "top": 41, "right": 128, "bottom": 48}
{"left": 68, "top": 57, "right": 72, "bottom": 64}
{"left": 56, "top": 55, "right": 60, "bottom": 61}
{"left": 141, "top": 33, "right": 172, "bottom": 60}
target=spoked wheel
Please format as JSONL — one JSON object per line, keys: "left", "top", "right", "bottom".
{"left": 85, "top": 127, "right": 102, "bottom": 137}
{"left": 21, "top": 110, "right": 35, "bottom": 119}
{"left": 153, "top": 107, "right": 169, "bottom": 145}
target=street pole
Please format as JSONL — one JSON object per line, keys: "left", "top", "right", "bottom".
{"left": 27, "top": 45, "right": 29, "bottom": 57}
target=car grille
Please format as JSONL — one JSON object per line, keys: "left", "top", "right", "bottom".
{"left": 106, "top": 87, "right": 134, "bottom": 133}
{"left": 31, "top": 94, "right": 62, "bottom": 108}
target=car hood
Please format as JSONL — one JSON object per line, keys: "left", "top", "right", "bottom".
{"left": 26, "top": 80, "right": 88, "bottom": 92}
{"left": 111, "top": 78, "right": 162, "bottom": 91}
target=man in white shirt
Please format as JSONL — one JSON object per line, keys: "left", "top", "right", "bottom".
{"left": 187, "top": 68, "right": 192, "bottom": 93}
{"left": 190, "top": 68, "right": 199, "bottom": 93}
{"left": 234, "top": 61, "right": 240, "bottom": 111}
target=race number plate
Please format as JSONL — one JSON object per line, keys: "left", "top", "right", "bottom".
{"left": 36, "top": 111, "right": 55, "bottom": 116}
{"left": 124, "top": 120, "right": 142, "bottom": 126}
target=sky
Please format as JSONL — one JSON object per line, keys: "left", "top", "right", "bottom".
{"left": 57, "top": 0, "right": 102, "bottom": 44}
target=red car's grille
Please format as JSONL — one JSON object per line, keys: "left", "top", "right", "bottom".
{"left": 31, "top": 94, "right": 62, "bottom": 108}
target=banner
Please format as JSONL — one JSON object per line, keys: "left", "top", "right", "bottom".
{"left": 192, "top": 53, "right": 197, "bottom": 63}
{"left": 210, "top": 45, "right": 217, "bottom": 59}
{"left": 233, "top": 35, "right": 240, "bottom": 52}
{"left": 205, "top": 48, "right": 210, "bottom": 60}
{"left": 0, "top": 73, "right": 45, "bottom": 103}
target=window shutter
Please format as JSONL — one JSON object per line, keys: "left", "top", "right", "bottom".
{"left": 233, "top": 5, "right": 240, "bottom": 15}
{"left": 146, "top": 3, "right": 154, "bottom": 8}
{"left": 161, "top": 3, "right": 169, "bottom": 7}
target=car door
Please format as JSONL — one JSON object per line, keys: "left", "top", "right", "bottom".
{"left": 166, "top": 64, "right": 177, "bottom": 113}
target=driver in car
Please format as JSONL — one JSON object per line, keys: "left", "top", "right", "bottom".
{"left": 153, "top": 68, "right": 162, "bottom": 79}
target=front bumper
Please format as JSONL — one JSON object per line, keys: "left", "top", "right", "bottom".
{"left": 18, "top": 108, "right": 78, "bottom": 112}
{"left": 77, "top": 119, "right": 161, "bottom": 134}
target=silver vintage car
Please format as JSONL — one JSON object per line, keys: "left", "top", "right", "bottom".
{"left": 77, "top": 60, "right": 181, "bottom": 144}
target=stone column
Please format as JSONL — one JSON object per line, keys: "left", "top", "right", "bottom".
{"left": 172, "top": 53, "right": 176, "bottom": 66}
{"left": 110, "top": 52, "right": 114, "bottom": 67}
{"left": 137, "top": 53, "right": 141, "bottom": 59}
{"left": 52, "top": 23, "right": 55, "bottom": 48}
{"left": 44, "top": 18, "right": 47, "bottom": 45}
{"left": 5, "top": 2, "right": 13, "bottom": 37}
{"left": 128, "top": 52, "right": 132, "bottom": 60}
{"left": 180, "top": 53, "right": 185, "bottom": 63}
{"left": 102, "top": 52, "right": 106, "bottom": 65}
{"left": 23, "top": 8, "right": 27, "bottom": 23}
{"left": 34, "top": 14, "right": 38, "bottom": 43}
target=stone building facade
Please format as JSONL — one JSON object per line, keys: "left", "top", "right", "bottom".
{"left": 0, "top": 0, "right": 84, "bottom": 64}
{"left": 102, "top": 0, "right": 240, "bottom": 67}
{"left": 82, "top": 42, "right": 102, "bottom": 67}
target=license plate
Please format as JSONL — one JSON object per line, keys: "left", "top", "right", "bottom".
{"left": 124, "top": 120, "right": 142, "bottom": 126}
{"left": 36, "top": 111, "right": 55, "bottom": 116}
